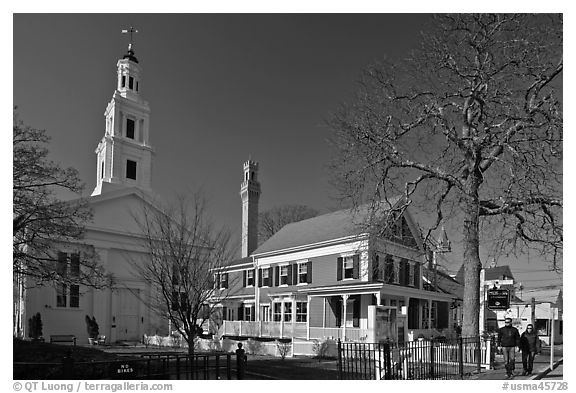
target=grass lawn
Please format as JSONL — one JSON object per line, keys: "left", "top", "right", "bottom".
{"left": 13, "top": 338, "right": 120, "bottom": 363}
{"left": 244, "top": 355, "right": 339, "bottom": 380}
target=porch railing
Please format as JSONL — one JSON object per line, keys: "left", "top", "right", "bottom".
{"left": 221, "top": 321, "right": 368, "bottom": 341}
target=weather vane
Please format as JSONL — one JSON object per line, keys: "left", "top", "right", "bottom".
{"left": 121, "top": 26, "right": 139, "bottom": 49}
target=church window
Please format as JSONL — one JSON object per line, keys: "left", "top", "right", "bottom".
{"left": 55, "top": 252, "right": 80, "bottom": 308}
{"left": 126, "top": 119, "right": 135, "bottom": 139}
{"left": 121, "top": 75, "right": 126, "bottom": 88}
{"left": 126, "top": 160, "right": 137, "bottom": 180}
{"left": 129, "top": 76, "right": 134, "bottom": 89}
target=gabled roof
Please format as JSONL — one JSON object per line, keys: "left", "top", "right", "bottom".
{"left": 454, "top": 264, "right": 515, "bottom": 284}
{"left": 484, "top": 265, "right": 515, "bottom": 281}
{"left": 253, "top": 197, "right": 403, "bottom": 255}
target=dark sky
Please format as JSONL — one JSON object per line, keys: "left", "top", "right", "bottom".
{"left": 13, "top": 13, "right": 562, "bottom": 294}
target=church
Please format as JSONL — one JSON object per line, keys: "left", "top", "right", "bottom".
{"left": 21, "top": 41, "right": 169, "bottom": 344}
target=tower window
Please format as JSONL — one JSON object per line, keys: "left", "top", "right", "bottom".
{"left": 101, "top": 161, "right": 104, "bottom": 179}
{"left": 129, "top": 76, "right": 134, "bottom": 89}
{"left": 121, "top": 75, "right": 126, "bottom": 88}
{"left": 136, "top": 81, "right": 139, "bottom": 92}
{"left": 126, "top": 160, "right": 137, "bottom": 180}
{"left": 126, "top": 119, "right": 135, "bottom": 139}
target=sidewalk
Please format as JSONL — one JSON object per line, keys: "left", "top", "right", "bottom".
{"left": 471, "top": 345, "right": 562, "bottom": 380}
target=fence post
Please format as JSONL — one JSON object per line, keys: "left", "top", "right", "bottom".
{"left": 429, "top": 340, "right": 435, "bottom": 379}
{"left": 458, "top": 336, "right": 464, "bottom": 378}
{"left": 227, "top": 354, "right": 231, "bottom": 380}
{"left": 476, "top": 335, "right": 481, "bottom": 374}
{"left": 215, "top": 354, "right": 220, "bottom": 380}
{"left": 337, "top": 339, "right": 343, "bottom": 379}
{"left": 384, "top": 342, "right": 392, "bottom": 380}
{"left": 61, "top": 351, "right": 74, "bottom": 379}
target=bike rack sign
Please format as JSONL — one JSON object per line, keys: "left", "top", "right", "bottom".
{"left": 487, "top": 289, "right": 510, "bottom": 310}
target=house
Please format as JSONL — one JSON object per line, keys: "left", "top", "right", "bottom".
{"left": 19, "top": 42, "right": 167, "bottom": 344}
{"left": 213, "top": 162, "right": 459, "bottom": 343}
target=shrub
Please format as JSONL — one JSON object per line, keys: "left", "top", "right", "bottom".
{"left": 276, "top": 339, "right": 291, "bottom": 360}
{"left": 246, "top": 338, "right": 263, "bottom": 355}
{"left": 312, "top": 339, "right": 331, "bottom": 361}
{"left": 85, "top": 315, "right": 99, "bottom": 339}
{"left": 28, "top": 312, "right": 43, "bottom": 340}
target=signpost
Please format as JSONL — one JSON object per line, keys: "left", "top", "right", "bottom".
{"left": 487, "top": 289, "right": 510, "bottom": 310}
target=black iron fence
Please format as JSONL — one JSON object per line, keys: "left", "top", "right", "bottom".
{"left": 14, "top": 352, "right": 237, "bottom": 380}
{"left": 338, "top": 336, "right": 494, "bottom": 380}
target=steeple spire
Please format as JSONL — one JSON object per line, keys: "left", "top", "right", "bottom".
{"left": 121, "top": 26, "right": 139, "bottom": 63}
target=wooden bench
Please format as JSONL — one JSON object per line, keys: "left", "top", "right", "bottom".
{"left": 49, "top": 335, "right": 77, "bottom": 346}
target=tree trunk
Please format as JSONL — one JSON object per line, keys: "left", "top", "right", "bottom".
{"left": 461, "top": 192, "right": 482, "bottom": 337}
{"left": 187, "top": 336, "right": 195, "bottom": 357}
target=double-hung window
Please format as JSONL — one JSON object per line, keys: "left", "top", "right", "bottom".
{"left": 220, "top": 273, "right": 228, "bottom": 289}
{"left": 283, "top": 302, "right": 292, "bottom": 322}
{"left": 343, "top": 256, "right": 354, "bottom": 279}
{"left": 246, "top": 270, "right": 254, "bottom": 287}
{"left": 273, "top": 303, "right": 282, "bottom": 322}
{"left": 298, "top": 263, "right": 308, "bottom": 284}
{"left": 296, "top": 302, "right": 307, "bottom": 322}
{"left": 280, "top": 266, "right": 289, "bottom": 285}
{"left": 262, "top": 268, "right": 270, "bottom": 287}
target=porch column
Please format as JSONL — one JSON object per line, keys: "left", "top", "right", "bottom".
{"left": 322, "top": 298, "right": 326, "bottom": 328}
{"left": 342, "top": 294, "right": 349, "bottom": 340}
{"left": 280, "top": 299, "right": 284, "bottom": 338}
{"left": 376, "top": 292, "right": 381, "bottom": 306}
{"left": 428, "top": 298, "right": 433, "bottom": 332}
{"left": 404, "top": 296, "right": 410, "bottom": 342}
{"left": 292, "top": 299, "right": 296, "bottom": 339}
{"left": 307, "top": 296, "right": 311, "bottom": 340}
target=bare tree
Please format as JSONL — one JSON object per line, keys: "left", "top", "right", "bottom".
{"left": 329, "top": 14, "right": 562, "bottom": 336}
{"left": 259, "top": 205, "right": 319, "bottom": 244}
{"left": 134, "top": 193, "right": 236, "bottom": 355}
{"left": 13, "top": 109, "right": 107, "bottom": 288}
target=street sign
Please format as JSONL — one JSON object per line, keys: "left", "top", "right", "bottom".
{"left": 487, "top": 289, "right": 510, "bottom": 310}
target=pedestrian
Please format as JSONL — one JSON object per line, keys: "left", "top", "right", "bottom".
{"left": 520, "top": 324, "right": 541, "bottom": 376}
{"left": 497, "top": 317, "right": 521, "bottom": 378}
{"left": 235, "top": 342, "right": 247, "bottom": 380}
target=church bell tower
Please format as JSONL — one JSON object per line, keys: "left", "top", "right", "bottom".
{"left": 92, "top": 31, "right": 154, "bottom": 196}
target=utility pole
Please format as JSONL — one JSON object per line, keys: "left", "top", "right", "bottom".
{"left": 550, "top": 307, "right": 555, "bottom": 369}
{"left": 531, "top": 297, "right": 536, "bottom": 325}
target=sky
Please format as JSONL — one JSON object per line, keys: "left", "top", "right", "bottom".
{"left": 12, "top": 12, "right": 563, "bottom": 299}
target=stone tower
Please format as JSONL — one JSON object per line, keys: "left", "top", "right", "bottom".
{"left": 240, "top": 160, "right": 261, "bottom": 257}
{"left": 91, "top": 42, "right": 154, "bottom": 196}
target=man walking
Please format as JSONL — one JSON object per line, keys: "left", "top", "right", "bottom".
{"left": 520, "top": 324, "right": 541, "bottom": 376}
{"left": 498, "top": 317, "right": 521, "bottom": 378}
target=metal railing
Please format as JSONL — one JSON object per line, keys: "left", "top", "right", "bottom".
{"left": 14, "top": 352, "right": 236, "bottom": 380}
{"left": 338, "top": 336, "right": 492, "bottom": 380}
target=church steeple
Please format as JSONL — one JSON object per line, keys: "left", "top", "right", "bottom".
{"left": 92, "top": 30, "right": 154, "bottom": 196}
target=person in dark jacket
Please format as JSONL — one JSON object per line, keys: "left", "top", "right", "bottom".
{"left": 520, "top": 324, "right": 541, "bottom": 375}
{"left": 497, "top": 318, "right": 521, "bottom": 378}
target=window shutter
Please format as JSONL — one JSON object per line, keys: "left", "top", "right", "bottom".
{"left": 238, "top": 307, "right": 244, "bottom": 321}
{"left": 253, "top": 269, "right": 256, "bottom": 285}
{"left": 353, "top": 255, "right": 360, "bottom": 279}
{"left": 251, "top": 308, "right": 255, "bottom": 322}
{"left": 399, "top": 259, "right": 406, "bottom": 285}
{"left": 243, "top": 270, "right": 247, "bottom": 287}
{"left": 258, "top": 269, "right": 263, "bottom": 287}
{"left": 292, "top": 264, "right": 298, "bottom": 285}
{"left": 215, "top": 273, "right": 220, "bottom": 289}
{"left": 353, "top": 296, "right": 360, "bottom": 328}
{"left": 287, "top": 265, "right": 293, "bottom": 285}
{"left": 222, "top": 306, "right": 228, "bottom": 321}
{"left": 413, "top": 263, "right": 420, "bottom": 288}
{"left": 307, "top": 261, "right": 313, "bottom": 283}
{"left": 372, "top": 253, "right": 380, "bottom": 281}
{"left": 275, "top": 266, "right": 280, "bottom": 287}
{"left": 337, "top": 257, "right": 343, "bottom": 281}
{"left": 404, "top": 260, "right": 410, "bottom": 286}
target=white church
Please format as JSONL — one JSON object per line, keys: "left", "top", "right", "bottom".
{"left": 20, "top": 42, "right": 170, "bottom": 344}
